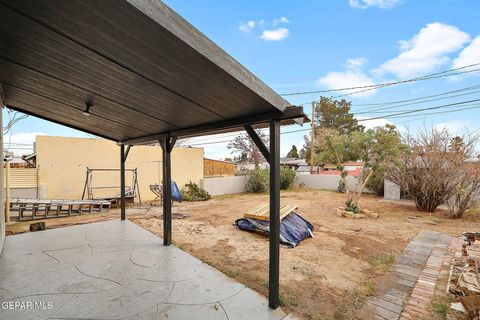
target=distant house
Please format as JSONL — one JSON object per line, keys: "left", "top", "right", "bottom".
{"left": 296, "top": 164, "right": 319, "bottom": 174}
{"left": 280, "top": 158, "right": 307, "bottom": 171}
{"left": 319, "top": 161, "right": 364, "bottom": 177}
{"left": 235, "top": 159, "right": 269, "bottom": 174}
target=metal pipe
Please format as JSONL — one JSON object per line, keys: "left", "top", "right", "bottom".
{"left": 161, "top": 136, "right": 172, "bottom": 245}
{"left": 120, "top": 144, "right": 126, "bottom": 220}
{"left": 268, "top": 119, "right": 280, "bottom": 309}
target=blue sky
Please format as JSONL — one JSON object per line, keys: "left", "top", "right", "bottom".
{"left": 4, "top": 0, "right": 480, "bottom": 159}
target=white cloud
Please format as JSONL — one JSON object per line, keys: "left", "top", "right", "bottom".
{"left": 239, "top": 20, "right": 255, "bottom": 32}
{"left": 452, "top": 35, "right": 480, "bottom": 71}
{"left": 261, "top": 28, "right": 289, "bottom": 41}
{"left": 355, "top": 117, "right": 393, "bottom": 129}
{"left": 317, "top": 57, "right": 377, "bottom": 97}
{"left": 349, "top": 0, "right": 401, "bottom": 9}
{"left": 376, "top": 22, "right": 470, "bottom": 78}
{"left": 345, "top": 57, "right": 367, "bottom": 71}
{"left": 434, "top": 120, "right": 471, "bottom": 136}
{"left": 239, "top": 21, "right": 255, "bottom": 33}
{"left": 273, "top": 16, "right": 290, "bottom": 25}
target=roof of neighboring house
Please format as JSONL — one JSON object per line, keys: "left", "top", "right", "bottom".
{"left": 323, "top": 164, "right": 337, "bottom": 170}
{"left": 280, "top": 158, "right": 307, "bottom": 166}
{"left": 296, "top": 165, "right": 318, "bottom": 172}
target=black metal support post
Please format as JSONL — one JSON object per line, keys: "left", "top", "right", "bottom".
{"left": 268, "top": 119, "right": 280, "bottom": 309}
{"left": 160, "top": 135, "right": 174, "bottom": 246}
{"left": 120, "top": 144, "right": 126, "bottom": 221}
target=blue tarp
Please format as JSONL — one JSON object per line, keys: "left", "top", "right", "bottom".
{"left": 171, "top": 181, "right": 182, "bottom": 202}
{"left": 235, "top": 212, "right": 314, "bottom": 248}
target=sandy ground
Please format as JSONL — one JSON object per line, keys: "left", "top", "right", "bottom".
{"left": 6, "top": 190, "right": 480, "bottom": 319}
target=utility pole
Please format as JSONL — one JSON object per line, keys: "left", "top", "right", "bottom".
{"left": 310, "top": 103, "right": 315, "bottom": 174}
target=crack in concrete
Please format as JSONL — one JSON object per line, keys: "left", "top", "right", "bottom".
{"left": 136, "top": 277, "right": 190, "bottom": 283}
{"left": 42, "top": 250, "right": 61, "bottom": 263}
{"left": 129, "top": 248, "right": 157, "bottom": 268}
{"left": 218, "top": 301, "right": 230, "bottom": 320}
{"left": 158, "top": 286, "right": 247, "bottom": 306}
{"left": 74, "top": 265, "right": 122, "bottom": 287}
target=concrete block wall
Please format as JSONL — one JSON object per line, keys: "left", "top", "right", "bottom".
{"left": 294, "top": 174, "right": 360, "bottom": 191}
{"left": 200, "top": 176, "right": 248, "bottom": 196}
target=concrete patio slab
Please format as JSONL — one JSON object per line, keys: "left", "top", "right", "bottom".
{"left": 0, "top": 220, "right": 289, "bottom": 320}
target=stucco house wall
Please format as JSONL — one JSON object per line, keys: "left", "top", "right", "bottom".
{"left": 35, "top": 136, "right": 203, "bottom": 201}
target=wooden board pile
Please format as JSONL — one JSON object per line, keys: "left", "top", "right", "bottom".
{"left": 244, "top": 202, "right": 298, "bottom": 221}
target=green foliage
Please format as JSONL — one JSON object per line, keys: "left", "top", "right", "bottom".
{"left": 246, "top": 167, "right": 269, "bottom": 193}
{"left": 181, "top": 181, "right": 211, "bottom": 201}
{"left": 280, "top": 167, "right": 297, "bottom": 190}
{"left": 345, "top": 199, "right": 360, "bottom": 213}
{"left": 365, "top": 169, "right": 385, "bottom": 196}
{"left": 286, "top": 145, "right": 299, "bottom": 158}
{"left": 316, "top": 124, "right": 402, "bottom": 209}
{"left": 314, "top": 97, "right": 364, "bottom": 135}
{"left": 304, "top": 97, "right": 364, "bottom": 162}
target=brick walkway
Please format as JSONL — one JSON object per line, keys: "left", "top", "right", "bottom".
{"left": 366, "top": 231, "right": 457, "bottom": 320}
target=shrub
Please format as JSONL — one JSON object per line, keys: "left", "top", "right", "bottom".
{"left": 280, "top": 167, "right": 297, "bottom": 190}
{"left": 246, "top": 167, "right": 268, "bottom": 193}
{"left": 181, "top": 181, "right": 211, "bottom": 201}
{"left": 365, "top": 169, "right": 385, "bottom": 196}
{"left": 388, "top": 128, "right": 480, "bottom": 213}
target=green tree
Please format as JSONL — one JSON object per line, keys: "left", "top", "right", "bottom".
{"left": 286, "top": 145, "right": 299, "bottom": 158}
{"left": 298, "top": 148, "right": 306, "bottom": 159}
{"left": 314, "top": 97, "right": 364, "bottom": 134}
{"left": 316, "top": 124, "right": 402, "bottom": 212}
{"left": 304, "top": 97, "right": 364, "bottom": 163}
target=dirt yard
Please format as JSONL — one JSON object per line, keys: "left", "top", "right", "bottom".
{"left": 6, "top": 189, "right": 480, "bottom": 319}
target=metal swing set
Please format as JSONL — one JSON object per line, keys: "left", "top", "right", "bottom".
{"left": 82, "top": 167, "right": 142, "bottom": 207}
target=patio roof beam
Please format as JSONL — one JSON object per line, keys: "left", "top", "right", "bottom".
{"left": 119, "top": 106, "right": 306, "bottom": 145}
{"left": 244, "top": 125, "right": 269, "bottom": 161}
{"left": 123, "top": 145, "right": 132, "bottom": 163}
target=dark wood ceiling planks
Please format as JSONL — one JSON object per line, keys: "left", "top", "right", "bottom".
{"left": 0, "top": 0, "right": 297, "bottom": 142}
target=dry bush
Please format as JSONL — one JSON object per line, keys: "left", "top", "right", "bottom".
{"left": 388, "top": 128, "right": 480, "bottom": 215}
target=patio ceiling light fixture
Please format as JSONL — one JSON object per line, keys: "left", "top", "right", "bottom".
{"left": 83, "top": 101, "right": 93, "bottom": 116}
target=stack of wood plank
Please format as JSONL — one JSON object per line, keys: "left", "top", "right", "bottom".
{"left": 244, "top": 202, "right": 298, "bottom": 221}
{"left": 9, "top": 198, "right": 111, "bottom": 220}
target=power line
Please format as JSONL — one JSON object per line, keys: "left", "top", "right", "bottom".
{"left": 280, "top": 62, "right": 480, "bottom": 96}
{"left": 185, "top": 99, "right": 480, "bottom": 147}
{"left": 351, "top": 84, "right": 480, "bottom": 107}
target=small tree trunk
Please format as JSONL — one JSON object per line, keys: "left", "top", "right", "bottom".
{"left": 352, "top": 169, "right": 374, "bottom": 207}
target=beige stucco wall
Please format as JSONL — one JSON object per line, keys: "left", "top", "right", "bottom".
{"left": 35, "top": 136, "right": 203, "bottom": 201}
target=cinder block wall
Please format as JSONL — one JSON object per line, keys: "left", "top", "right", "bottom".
{"left": 35, "top": 136, "right": 204, "bottom": 201}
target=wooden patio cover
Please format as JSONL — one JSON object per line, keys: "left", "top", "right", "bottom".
{"left": 0, "top": 0, "right": 307, "bottom": 310}
{"left": 0, "top": 0, "right": 306, "bottom": 143}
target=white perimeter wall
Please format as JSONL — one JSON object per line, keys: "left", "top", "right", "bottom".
{"left": 200, "top": 174, "right": 361, "bottom": 196}
{"left": 200, "top": 176, "right": 248, "bottom": 196}
{"left": 294, "top": 174, "right": 360, "bottom": 191}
